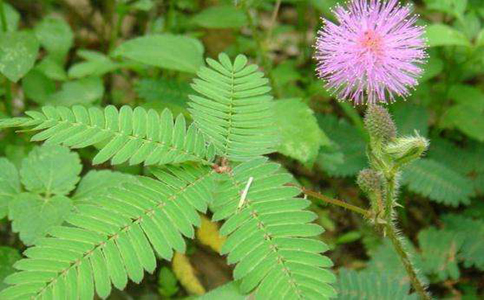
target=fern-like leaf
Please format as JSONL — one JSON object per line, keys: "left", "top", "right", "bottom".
{"left": 0, "top": 165, "right": 214, "bottom": 300}
{"left": 336, "top": 268, "right": 417, "bottom": 300}
{"left": 417, "top": 227, "right": 463, "bottom": 282}
{"left": 442, "top": 214, "right": 484, "bottom": 270}
{"left": 211, "top": 158, "right": 336, "bottom": 299}
{"left": 188, "top": 53, "right": 279, "bottom": 161}
{"left": 0, "top": 105, "right": 215, "bottom": 166}
{"left": 401, "top": 158, "right": 475, "bottom": 206}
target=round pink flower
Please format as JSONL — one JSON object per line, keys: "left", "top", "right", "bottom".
{"left": 314, "top": 0, "right": 427, "bottom": 104}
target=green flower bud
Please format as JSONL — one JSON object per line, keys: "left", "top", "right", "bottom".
{"left": 385, "top": 134, "right": 429, "bottom": 166}
{"left": 357, "top": 168, "right": 383, "bottom": 196}
{"left": 364, "top": 105, "right": 397, "bottom": 145}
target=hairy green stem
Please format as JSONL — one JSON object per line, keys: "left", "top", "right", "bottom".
{"left": 298, "top": 185, "right": 370, "bottom": 218}
{"left": 384, "top": 173, "right": 396, "bottom": 225}
{"left": 383, "top": 174, "right": 431, "bottom": 300}
{"left": 384, "top": 222, "right": 430, "bottom": 300}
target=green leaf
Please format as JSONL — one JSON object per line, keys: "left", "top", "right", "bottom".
{"left": 192, "top": 5, "right": 248, "bottom": 29}
{"left": 424, "top": 0, "right": 467, "bottom": 19}
{"left": 20, "top": 145, "right": 82, "bottom": 196}
{"left": 274, "top": 99, "right": 329, "bottom": 165}
{"left": 68, "top": 50, "right": 119, "bottom": 79}
{"left": 135, "top": 78, "right": 192, "bottom": 108}
{"left": 157, "top": 267, "right": 179, "bottom": 298}
{"left": 443, "top": 214, "right": 484, "bottom": 270}
{"left": 36, "top": 56, "right": 68, "bottom": 81}
{"left": 131, "top": 0, "right": 154, "bottom": 11}
{"left": 212, "top": 158, "right": 336, "bottom": 299}
{"left": 0, "top": 158, "right": 20, "bottom": 220}
{"left": 419, "top": 55, "right": 443, "bottom": 82}
{"left": 442, "top": 102, "right": 484, "bottom": 142}
{"left": 418, "top": 227, "right": 463, "bottom": 282}
{"left": 477, "top": 29, "right": 484, "bottom": 47}
{"left": 391, "top": 103, "right": 429, "bottom": 137}
{"left": 0, "top": 247, "right": 21, "bottom": 291}
{"left": 0, "top": 3, "right": 20, "bottom": 33}
{"left": 425, "top": 24, "right": 471, "bottom": 47}
{"left": 9, "top": 193, "right": 73, "bottom": 245}
{"left": 401, "top": 159, "right": 475, "bottom": 206}
{"left": 0, "top": 31, "right": 40, "bottom": 82}
{"left": 73, "top": 170, "right": 135, "bottom": 204}
{"left": 426, "top": 138, "right": 482, "bottom": 175}
{"left": 316, "top": 114, "right": 367, "bottom": 177}
{"left": 0, "top": 105, "right": 214, "bottom": 166}
{"left": 0, "top": 165, "right": 215, "bottom": 299}
{"left": 48, "top": 77, "right": 105, "bottom": 106}
{"left": 336, "top": 268, "right": 418, "bottom": 300}
{"left": 448, "top": 84, "right": 484, "bottom": 105}
{"left": 22, "top": 69, "right": 56, "bottom": 104}
{"left": 113, "top": 34, "right": 204, "bottom": 73}
{"left": 188, "top": 53, "right": 278, "bottom": 161}
{"left": 34, "top": 16, "right": 73, "bottom": 61}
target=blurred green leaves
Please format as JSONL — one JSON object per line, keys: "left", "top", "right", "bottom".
{"left": 0, "top": 247, "right": 21, "bottom": 291}
{"left": 0, "top": 158, "right": 20, "bottom": 219}
{"left": 274, "top": 99, "right": 330, "bottom": 165}
{"left": 425, "top": 24, "right": 471, "bottom": 47}
{"left": 192, "top": 5, "right": 247, "bottom": 29}
{"left": 34, "top": 16, "right": 73, "bottom": 62}
{"left": 113, "top": 34, "right": 205, "bottom": 73}
{"left": 0, "top": 31, "right": 39, "bottom": 82}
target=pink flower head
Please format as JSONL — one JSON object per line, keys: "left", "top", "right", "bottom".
{"left": 314, "top": 0, "right": 427, "bottom": 104}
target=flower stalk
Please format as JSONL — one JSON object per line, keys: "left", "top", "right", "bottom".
{"left": 365, "top": 105, "right": 431, "bottom": 300}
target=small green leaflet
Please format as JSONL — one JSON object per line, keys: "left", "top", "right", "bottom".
{"left": 20, "top": 145, "right": 82, "bottom": 196}
{"left": 113, "top": 34, "right": 205, "bottom": 73}
{"left": 0, "top": 31, "right": 39, "bottom": 82}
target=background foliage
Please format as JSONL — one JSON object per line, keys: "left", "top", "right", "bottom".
{"left": 0, "top": 0, "right": 483, "bottom": 299}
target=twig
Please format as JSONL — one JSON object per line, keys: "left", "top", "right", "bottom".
{"left": 295, "top": 184, "right": 370, "bottom": 218}
{"left": 267, "top": 0, "right": 281, "bottom": 39}
{"left": 384, "top": 221, "right": 431, "bottom": 300}
{"left": 382, "top": 173, "right": 431, "bottom": 300}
